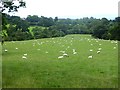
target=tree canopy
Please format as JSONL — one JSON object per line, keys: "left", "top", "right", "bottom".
{"left": 2, "top": 14, "right": 120, "bottom": 41}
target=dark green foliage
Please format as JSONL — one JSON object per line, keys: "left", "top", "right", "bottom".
{"left": 1, "top": 0, "right": 26, "bottom": 44}
{"left": 2, "top": 13, "right": 120, "bottom": 41}
{"left": 92, "top": 17, "right": 120, "bottom": 40}
{"left": 26, "top": 15, "right": 54, "bottom": 27}
{"left": 1, "top": 1, "right": 26, "bottom": 12}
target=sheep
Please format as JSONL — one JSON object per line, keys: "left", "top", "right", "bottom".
{"left": 97, "top": 51, "right": 100, "bottom": 54}
{"left": 73, "top": 52, "right": 77, "bottom": 54}
{"left": 88, "top": 55, "right": 93, "bottom": 59}
{"left": 45, "top": 51, "right": 48, "bottom": 54}
{"left": 24, "top": 53, "right": 27, "bottom": 56}
{"left": 73, "top": 49, "right": 76, "bottom": 52}
{"left": 63, "top": 53, "right": 69, "bottom": 57}
{"left": 59, "top": 51, "right": 65, "bottom": 53}
{"left": 89, "top": 49, "right": 93, "bottom": 52}
{"left": 72, "top": 49, "right": 77, "bottom": 54}
{"left": 22, "top": 56, "right": 27, "bottom": 59}
{"left": 58, "top": 56, "right": 64, "bottom": 59}
{"left": 113, "top": 47, "right": 116, "bottom": 49}
{"left": 5, "top": 49, "right": 8, "bottom": 52}
{"left": 98, "top": 48, "right": 102, "bottom": 51}
{"left": 91, "top": 44, "right": 93, "bottom": 46}
{"left": 15, "top": 48, "right": 18, "bottom": 50}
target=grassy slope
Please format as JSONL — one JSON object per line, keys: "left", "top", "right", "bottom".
{"left": 2, "top": 34, "right": 118, "bottom": 88}
{"left": 0, "top": 45, "right": 2, "bottom": 88}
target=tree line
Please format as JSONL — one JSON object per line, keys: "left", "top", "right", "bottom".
{"left": 1, "top": 14, "right": 120, "bottom": 41}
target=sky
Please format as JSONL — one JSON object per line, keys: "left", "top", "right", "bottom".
{"left": 8, "top": 0, "right": 120, "bottom": 19}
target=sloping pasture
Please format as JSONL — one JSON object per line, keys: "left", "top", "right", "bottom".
{"left": 2, "top": 34, "right": 118, "bottom": 88}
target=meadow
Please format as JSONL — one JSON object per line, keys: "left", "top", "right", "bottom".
{"left": 2, "top": 34, "right": 118, "bottom": 88}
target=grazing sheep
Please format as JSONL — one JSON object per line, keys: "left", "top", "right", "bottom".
{"left": 89, "top": 49, "right": 93, "bottom": 52}
{"left": 113, "top": 47, "right": 116, "bottom": 49}
{"left": 72, "top": 49, "right": 77, "bottom": 54}
{"left": 22, "top": 56, "right": 27, "bottom": 59}
{"left": 97, "top": 51, "right": 100, "bottom": 54}
{"left": 16, "top": 48, "right": 18, "bottom": 50}
{"left": 73, "top": 49, "right": 76, "bottom": 52}
{"left": 5, "top": 49, "right": 8, "bottom": 52}
{"left": 98, "top": 48, "right": 102, "bottom": 51}
{"left": 63, "top": 53, "right": 69, "bottom": 57}
{"left": 60, "top": 51, "right": 65, "bottom": 53}
{"left": 58, "top": 56, "right": 64, "bottom": 59}
{"left": 73, "top": 52, "right": 77, "bottom": 54}
{"left": 88, "top": 55, "right": 93, "bottom": 59}
{"left": 24, "top": 54, "right": 27, "bottom": 56}
{"left": 45, "top": 51, "right": 48, "bottom": 53}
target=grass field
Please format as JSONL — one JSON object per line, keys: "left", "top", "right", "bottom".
{"left": 2, "top": 34, "right": 118, "bottom": 88}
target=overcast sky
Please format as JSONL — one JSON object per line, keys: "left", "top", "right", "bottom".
{"left": 9, "top": 0, "right": 119, "bottom": 19}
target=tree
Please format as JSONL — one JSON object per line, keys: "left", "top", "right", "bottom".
{"left": 0, "top": 0, "right": 26, "bottom": 12}
{"left": 54, "top": 17, "right": 58, "bottom": 22}
{"left": 109, "top": 17, "right": 120, "bottom": 40}
{"left": 92, "top": 18, "right": 109, "bottom": 39}
{"left": 26, "top": 15, "right": 40, "bottom": 26}
{"left": 0, "top": 0, "right": 26, "bottom": 44}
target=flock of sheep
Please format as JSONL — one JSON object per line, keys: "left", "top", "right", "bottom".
{"left": 3, "top": 35, "right": 118, "bottom": 60}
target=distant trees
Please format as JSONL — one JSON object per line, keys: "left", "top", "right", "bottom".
{"left": 2, "top": 12, "right": 120, "bottom": 41}
{"left": 108, "top": 17, "right": 120, "bottom": 40}
{"left": 92, "top": 17, "right": 120, "bottom": 40}
{"left": 26, "top": 15, "right": 55, "bottom": 27}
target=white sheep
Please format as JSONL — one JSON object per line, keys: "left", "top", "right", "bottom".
{"left": 5, "top": 49, "right": 8, "bottom": 52}
{"left": 58, "top": 56, "right": 64, "bottom": 59}
{"left": 97, "top": 51, "right": 100, "bottom": 54}
{"left": 98, "top": 48, "right": 102, "bottom": 51}
{"left": 73, "top": 49, "right": 76, "bottom": 52}
{"left": 73, "top": 52, "right": 77, "bottom": 54}
{"left": 91, "top": 44, "right": 93, "bottom": 46}
{"left": 89, "top": 49, "right": 93, "bottom": 52}
{"left": 113, "top": 47, "right": 116, "bottom": 49}
{"left": 22, "top": 56, "right": 27, "bottom": 59}
{"left": 63, "top": 53, "right": 69, "bottom": 57}
{"left": 45, "top": 51, "right": 48, "bottom": 54}
{"left": 88, "top": 55, "right": 93, "bottom": 59}
{"left": 24, "top": 54, "right": 27, "bottom": 56}
{"left": 60, "top": 51, "right": 65, "bottom": 53}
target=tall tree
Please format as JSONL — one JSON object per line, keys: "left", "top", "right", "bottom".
{"left": 0, "top": 0, "right": 26, "bottom": 44}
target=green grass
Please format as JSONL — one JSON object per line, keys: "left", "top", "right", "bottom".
{"left": 0, "top": 45, "right": 2, "bottom": 88}
{"left": 2, "top": 34, "right": 118, "bottom": 88}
